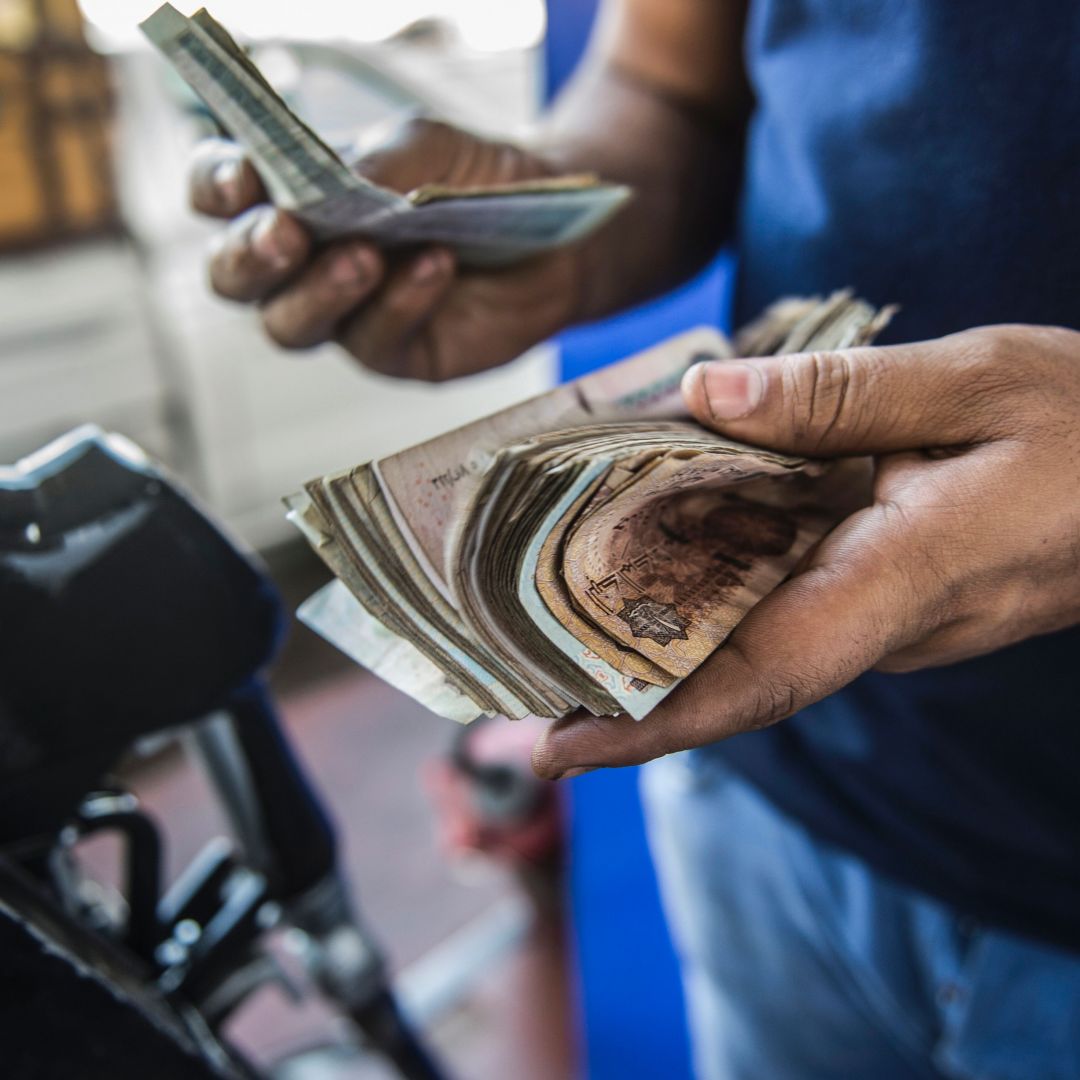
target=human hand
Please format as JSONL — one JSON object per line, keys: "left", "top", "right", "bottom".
{"left": 188, "top": 118, "right": 586, "bottom": 380}
{"left": 533, "top": 324, "right": 1080, "bottom": 779}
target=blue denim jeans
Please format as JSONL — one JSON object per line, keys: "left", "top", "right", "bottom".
{"left": 641, "top": 750, "right": 1080, "bottom": 1080}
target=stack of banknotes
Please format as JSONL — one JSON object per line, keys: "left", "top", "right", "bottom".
{"left": 289, "top": 292, "right": 895, "bottom": 724}
{"left": 141, "top": 4, "right": 630, "bottom": 266}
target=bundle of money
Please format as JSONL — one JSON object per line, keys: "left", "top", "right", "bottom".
{"left": 288, "top": 291, "right": 895, "bottom": 724}
{"left": 140, "top": 5, "right": 631, "bottom": 266}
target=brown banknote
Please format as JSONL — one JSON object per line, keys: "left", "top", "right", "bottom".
{"left": 560, "top": 455, "right": 870, "bottom": 678}
{"left": 290, "top": 292, "right": 894, "bottom": 724}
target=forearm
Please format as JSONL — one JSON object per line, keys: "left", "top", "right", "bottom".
{"left": 533, "top": 0, "right": 751, "bottom": 321}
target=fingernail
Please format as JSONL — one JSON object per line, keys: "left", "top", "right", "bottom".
{"left": 412, "top": 251, "right": 448, "bottom": 284}
{"left": 554, "top": 765, "right": 599, "bottom": 781}
{"left": 329, "top": 245, "right": 377, "bottom": 287}
{"left": 213, "top": 159, "right": 243, "bottom": 210}
{"left": 700, "top": 362, "right": 764, "bottom": 420}
{"left": 251, "top": 211, "right": 291, "bottom": 270}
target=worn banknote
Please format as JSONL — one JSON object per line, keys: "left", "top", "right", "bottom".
{"left": 289, "top": 291, "right": 895, "bottom": 724}
{"left": 141, "top": 4, "right": 631, "bottom": 266}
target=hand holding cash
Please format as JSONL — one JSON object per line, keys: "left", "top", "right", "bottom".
{"left": 143, "top": 3, "right": 628, "bottom": 378}
{"left": 147, "top": 2, "right": 630, "bottom": 380}
{"left": 290, "top": 292, "right": 895, "bottom": 730}
{"left": 187, "top": 119, "right": 597, "bottom": 378}
{"left": 532, "top": 322, "right": 1080, "bottom": 778}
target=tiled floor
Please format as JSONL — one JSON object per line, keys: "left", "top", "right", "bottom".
{"left": 108, "top": 543, "right": 574, "bottom": 1079}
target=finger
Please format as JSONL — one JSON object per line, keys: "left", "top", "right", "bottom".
{"left": 337, "top": 248, "right": 456, "bottom": 378}
{"left": 532, "top": 513, "right": 918, "bottom": 779}
{"left": 260, "top": 242, "right": 384, "bottom": 349}
{"left": 190, "top": 139, "right": 264, "bottom": 218}
{"left": 348, "top": 116, "right": 466, "bottom": 193}
{"left": 348, "top": 116, "right": 535, "bottom": 195}
{"left": 208, "top": 205, "right": 311, "bottom": 302}
{"left": 680, "top": 327, "right": 1020, "bottom": 457}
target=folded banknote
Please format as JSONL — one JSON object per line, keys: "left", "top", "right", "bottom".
{"left": 287, "top": 291, "right": 895, "bottom": 723}
{"left": 140, "top": 4, "right": 631, "bottom": 266}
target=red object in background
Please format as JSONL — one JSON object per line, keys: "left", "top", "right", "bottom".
{"left": 426, "top": 716, "right": 563, "bottom": 880}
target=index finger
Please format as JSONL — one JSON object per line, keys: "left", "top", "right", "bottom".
{"left": 189, "top": 138, "right": 265, "bottom": 218}
{"left": 531, "top": 508, "right": 916, "bottom": 779}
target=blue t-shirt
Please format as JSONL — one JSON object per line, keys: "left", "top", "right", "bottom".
{"left": 715, "top": 0, "right": 1080, "bottom": 949}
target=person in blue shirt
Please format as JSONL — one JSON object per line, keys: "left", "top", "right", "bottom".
{"left": 190, "top": 1, "right": 1080, "bottom": 1075}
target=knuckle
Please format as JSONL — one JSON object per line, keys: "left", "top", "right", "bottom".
{"left": 874, "top": 509, "right": 956, "bottom": 638}
{"left": 955, "top": 325, "right": 1026, "bottom": 381}
{"left": 747, "top": 676, "right": 803, "bottom": 729}
{"left": 784, "top": 349, "right": 859, "bottom": 451}
{"left": 950, "top": 326, "right": 1045, "bottom": 434}
{"left": 722, "top": 640, "right": 809, "bottom": 730}
{"left": 973, "top": 323, "right": 1027, "bottom": 359}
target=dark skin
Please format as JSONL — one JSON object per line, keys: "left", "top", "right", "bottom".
{"left": 188, "top": 0, "right": 752, "bottom": 377}
{"left": 190, "top": 0, "right": 1080, "bottom": 779}
{"left": 536, "top": 326, "right": 1080, "bottom": 777}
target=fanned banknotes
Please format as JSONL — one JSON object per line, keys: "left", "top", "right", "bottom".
{"left": 140, "top": 5, "right": 631, "bottom": 266}
{"left": 287, "top": 291, "right": 895, "bottom": 724}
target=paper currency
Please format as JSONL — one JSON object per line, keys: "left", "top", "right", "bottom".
{"left": 140, "top": 5, "right": 631, "bottom": 266}
{"left": 289, "top": 290, "right": 895, "bottom": 724}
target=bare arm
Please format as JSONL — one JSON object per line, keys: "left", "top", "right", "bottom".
{"left": 538, "top": 0, "right": 752, "bottom": 318}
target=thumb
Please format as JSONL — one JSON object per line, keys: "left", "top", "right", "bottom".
{"left": 681, "top": 331, "right": 1006, "bottom": 456}
{"left": 345, "top": 116, "right": 460, "bottom": 194}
